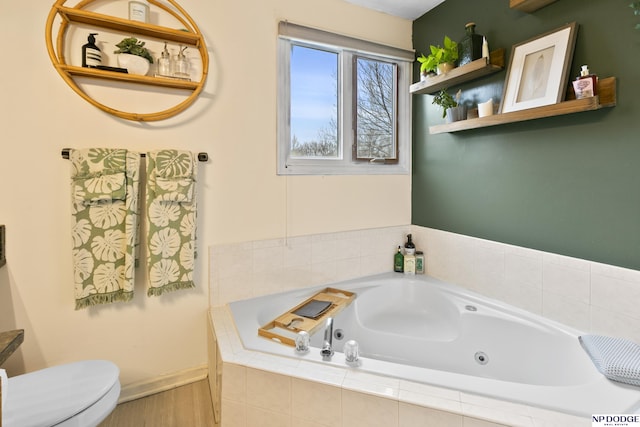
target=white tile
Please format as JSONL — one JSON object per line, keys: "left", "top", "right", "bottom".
{"left": 464, "top": 417, "right": 510, "bottom": 427}
{"left": 361, "top": 252, "right": 394, "bottom": 276}
{"left": 217, "top": 273, "right": 254, "bottom": 305}
{"left": 472, "top": 239, "right": 506, "bottom": 297}
{"left": 334, "top": 257, "right": 362, "bottom": 282}
{"left": 342, "top": 371, "right": 400, "bottom": 399}
{"left": 542, "top": 254, "right": 591, "bottom": 304}
{"left": 246, "top": 406, "right": 292, "bottom": 427}
{"left": 542, "top": 292, "right": 590, "bottom": 331}
{"left": 590, "top": 261, "right": 640, "bottom": 283}
{"left": 292, "top": 378, "right": 342, "bottom": 427}
{"left": 399, "top": 380, "right": 461, "bottom": 401}
{"left": 221, "top": 363, "right": 246, "bottom": 403}
{"left": 294, "top": 360, "right": 346, "bottom": 386}
{"left": 399, "top": 402, "right": 463, "bottom": 427}
{"left": 215, "top": 246, "right": 253, "bottom": 280}
{"left": 527, "top": 406, "right": 590, "bottom": 427}
{"left": 591, "top": 272, "right": 640, "bottom": 320}
{"left": 398, "top": 389, "right": 463, "bottom": 414}
{"left": 253, "top": 245, "right": 284, "bottom": 273}
{"left": 284, "top": 238, "right": 312, "bottom": 268}
{"left": 342, "top": 389, "right": 399, "bottom": 427}
{"left": 253, "top": 238, "right": 286, "bottom": 250}
{"left": 221, "top": 398, "right": 246, "bottom": 427}
{"left": 501, "top": 282, "right": 543, "bottom": 315}
{"left": 245, "top": 368, "right": 291, "bottom": 414}
{"left": 425, "top": 229, "right": 474, "bottom": 287}
{"left": 312, "top": 238, "right": 339, "bottom": 264}
{"left": 590, "top": 306, "right": 640, "bottom": 343}
{"left": 461, "top": 403, "right": 534, "bottom": 427}
{"left": 292, "top": 417, "right": 338, "bottom": 427}
{"left": 505, "top": 248, "right": 543, "bottom": 290}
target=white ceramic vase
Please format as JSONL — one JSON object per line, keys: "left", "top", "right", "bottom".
{"left": 117, "top": 53, "right": 150, "bottom": 76}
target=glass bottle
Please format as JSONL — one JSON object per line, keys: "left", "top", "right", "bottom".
{"left": 394, "top": 246, "right": 404, "bottom": 273}
{"left": 173, "top": 45, "right": 191, "bottom": 79}
{"left": 458, "top": 22, "right": 484, "bottom": 66}
{"left": 157, "top": 42, "right": 171, "bottom": 77}
{"left": 404, "top": 234, "right": 415, "bottom": 255}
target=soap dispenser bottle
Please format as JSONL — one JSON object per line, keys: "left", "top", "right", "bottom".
{"left": 404, "top": 234, "right": 416, "bottom": 255}
{"left": 82, "top": 33, "right": 102, "bottom": 68}
{"left": 572, "top": 65, "right": 598, "bottom": 99}
{"left": 173, "top": 45, "right": 190, "bottom": 78}
{"left": 157, "top": 42, "right": 171, "bottom": 76}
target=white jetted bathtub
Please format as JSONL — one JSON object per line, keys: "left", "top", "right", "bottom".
{"left": 228, "top": 273, "right": 640, "bottom": 418}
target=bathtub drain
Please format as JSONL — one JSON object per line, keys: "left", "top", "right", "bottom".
{"left": 465, "top": 305, "right": 477, "bottom": 312}
{"left": 474, "top": 351, "right": 489, "bottom": 365}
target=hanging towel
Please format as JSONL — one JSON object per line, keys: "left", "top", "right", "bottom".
{"left": 146, "top": 150, "right": 198, "bottom": 296}
{"left": 69, "top": 148, "right": 141, "bottom": 309}
{"left": 579, "top": 335, "right": 640, "bottom": 387}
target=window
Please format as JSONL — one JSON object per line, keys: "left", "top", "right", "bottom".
{"left": 277, "top": 22, "right": 413, "bottom": 175}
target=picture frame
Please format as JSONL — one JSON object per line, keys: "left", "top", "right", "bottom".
{"left": 499, "top": 22, "right": 578, "bottom": 114}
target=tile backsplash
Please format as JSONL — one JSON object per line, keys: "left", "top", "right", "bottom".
{"left": 210, "top": 225, "right": 640, "bottom": 343}
{"left": 209, "top": 225, "right": 411, "bottom": 307}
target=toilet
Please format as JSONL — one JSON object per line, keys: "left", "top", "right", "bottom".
{"left": 3, "top": 359, "right": 120, "bottom": 427}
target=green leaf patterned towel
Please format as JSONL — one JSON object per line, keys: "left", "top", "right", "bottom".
{"left": 70, "top": 149, "right": 141, "bottom": 309}
{"left": 146, "top": 150, "right": 197, "bottom": 296}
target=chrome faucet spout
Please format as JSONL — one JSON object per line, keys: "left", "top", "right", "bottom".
{"left": 320, "top": 317, "right": 334, "bottom": 361}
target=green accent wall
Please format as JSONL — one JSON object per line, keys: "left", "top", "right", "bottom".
{"left": 412, "top": 0, "right": 640, "bottom": 270}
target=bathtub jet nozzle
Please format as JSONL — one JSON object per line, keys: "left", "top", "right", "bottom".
{"left": 321, "top": 317, "right": 334, "bottom": 361}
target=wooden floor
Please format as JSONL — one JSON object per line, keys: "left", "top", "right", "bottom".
{"left": 100, "top": 379, "right": 216, "bottom": 427}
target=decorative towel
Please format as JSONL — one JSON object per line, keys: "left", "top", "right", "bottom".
{"left": 70, "top": 148, "right": 140, "bottom": 309}
{"left": 146, "top": 150, "right": 197, "bottom": 296}
{"left": 579, "top": 335, "right": 640, "bottom": 387}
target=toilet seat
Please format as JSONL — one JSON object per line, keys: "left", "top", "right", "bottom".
{"left": 3, "top": 360, "right": 120, "bottom": 427}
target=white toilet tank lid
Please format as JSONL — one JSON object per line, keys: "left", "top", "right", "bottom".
{"left": 4, "top": 359, "right": 120, "bottom": 427}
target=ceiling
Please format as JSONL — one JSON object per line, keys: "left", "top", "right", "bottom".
{"left": 343, "top": 0, "right": 446, "bottom": 20}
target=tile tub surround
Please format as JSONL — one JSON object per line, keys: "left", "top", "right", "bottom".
{"left": 209, "top": 226, "right": 411, "bottom": 307}
{"left": 208, "top": 226, "right": 640, "bottom": 425}
{"left": 410, "top": 226, "right": 640, "bottom": 345}
{"left": 209, "top": 225, "right": 640, "bottom": 345}
{"left": 208, "top": 308, "right": 589, "bottom": 427}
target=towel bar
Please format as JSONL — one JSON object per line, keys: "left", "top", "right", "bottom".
{"left": 61, "top": 148, "right": 209, "bottom": 162}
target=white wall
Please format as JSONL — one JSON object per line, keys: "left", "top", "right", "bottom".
{"left": 0, "top": 0, "right": 411, "bottom": 387}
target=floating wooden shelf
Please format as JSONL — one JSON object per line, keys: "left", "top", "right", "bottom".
{"left": 45, "top": 0, "right": 209, "bottom": 121}
{"left": 509, "top": 0, "right": 558, "bottom": 12}
{"left": 410, "top": 49, "right": 505, "bottom": 95}
{"left": 429, "top": 77, "right": 616, "bottom": 134}
{"left": 259, "top": 288, "right": 356, "bottom": 347}
{"left": 54, "top": 6, "right": 202, "bottom": 46}
{"left": 61, "top": 65, "right": 199, "bottom": 90}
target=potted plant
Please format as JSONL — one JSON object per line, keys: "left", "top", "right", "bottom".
{"left": 433, "top": 88, "right": 466, "bottom": 122}
{"left": 114, "top": 37, "right": 154, "bottom": 75}
{"left": 418, "top": 35, "right": 459, "bottom": 77}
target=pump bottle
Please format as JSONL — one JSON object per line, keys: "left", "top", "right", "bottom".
{"left": 572, "top": 65, "right": 598, "bottom": 99}
{"left": 82, "top": 33, "right": 102, "bottom": 68}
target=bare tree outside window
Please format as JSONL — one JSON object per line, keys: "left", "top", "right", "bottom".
{"left": 355, "top": 57, "right": 397, "bottom": 162}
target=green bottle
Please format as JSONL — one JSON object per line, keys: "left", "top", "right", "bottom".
{"left": 394, "top": 246, "right": 404, "bottom": 273}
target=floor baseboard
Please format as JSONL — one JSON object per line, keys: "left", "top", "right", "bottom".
{"left": 118, "top": 365, "right": 209, "bottom": 403}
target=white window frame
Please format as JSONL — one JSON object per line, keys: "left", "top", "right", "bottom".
{"left": 277, "top": 22, "right": 413, "bottom": 175}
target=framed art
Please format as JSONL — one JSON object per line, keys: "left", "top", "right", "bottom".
{"left": 499, "top": 22, "right": 578, "bottom": 113}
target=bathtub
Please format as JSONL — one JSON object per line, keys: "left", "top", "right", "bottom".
{"left": 228, "top": 273, "right": 640, "bottom": 418}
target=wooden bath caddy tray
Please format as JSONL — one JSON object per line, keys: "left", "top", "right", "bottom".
{"left": 258, "top": 288, "right": 356, "bottom": 347}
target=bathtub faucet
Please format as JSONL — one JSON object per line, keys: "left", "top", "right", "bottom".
{"left": 320, "top": 317, "right": 334, "bottom": 361}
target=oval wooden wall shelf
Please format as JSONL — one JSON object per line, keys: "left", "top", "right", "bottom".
{"left": 45, "top": 0, "right": 209, "bottom": 121}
